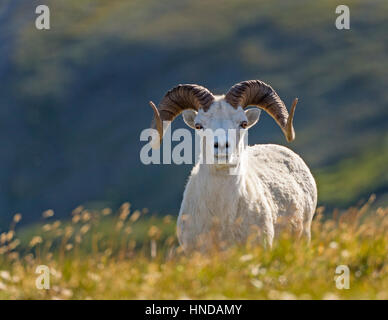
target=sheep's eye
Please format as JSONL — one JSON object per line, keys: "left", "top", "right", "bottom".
{"left": 240, "top": 121, "right": 248, "bottom": 129}
{"left": 195, "top": 123, "right": 203, "bottom": 130}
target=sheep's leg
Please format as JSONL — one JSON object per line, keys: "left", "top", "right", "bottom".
{"left": 302, "top": 219, "right": 312, "bottom": 244}
{"left": 261, "top": 213, "right": 274, "bottom": 249}
{"left": 292, "top": 218, "right": 304, "bottom": 239}
{"left": 246, "top": 208, "right": 274, "bottom": 249}
{"left": 251, "top": 202, "right": 275, "bottom": 249}
{"left": 291, "top": 215, "right": 312, "bottom": 244}
{"left": 263, "top": 223, "right": 274, "bottom": 249}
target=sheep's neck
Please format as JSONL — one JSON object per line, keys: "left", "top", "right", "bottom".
{"left": 194, "top": 154, "right": 247, "bottom": 220}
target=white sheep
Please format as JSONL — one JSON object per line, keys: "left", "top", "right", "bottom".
{"left": 149, "top": 80, "right": 317, "bottom": 251}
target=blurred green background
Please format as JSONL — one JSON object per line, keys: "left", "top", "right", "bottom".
{"left": 0, "top": 0, "right": 387, "bottom": 227}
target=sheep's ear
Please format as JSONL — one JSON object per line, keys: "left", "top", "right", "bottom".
{"left": 245, "top": 108, "right": 261, "bottom": 128}
{"left": 182, "top": 110, "right": 198, "bottom": 129}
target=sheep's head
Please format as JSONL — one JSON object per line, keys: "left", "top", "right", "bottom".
{"left": 181, "top": 98, "right": 261, "bottom": 163}
{"left": 149, "top": 80, "right": 298, "bottom": 163}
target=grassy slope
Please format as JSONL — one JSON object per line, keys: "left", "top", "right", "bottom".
{"left": 1, "top": 202, "right": 388, "bottom": 299}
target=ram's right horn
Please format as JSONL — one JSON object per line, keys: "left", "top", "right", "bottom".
{"left": 149, "top": 84, "right": 215, "bottom": 148}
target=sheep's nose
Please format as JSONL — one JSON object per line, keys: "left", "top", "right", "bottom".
{"left": 214, "top": 142, "right": 229, "bottom": 149}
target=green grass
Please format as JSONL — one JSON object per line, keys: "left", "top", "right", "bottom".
{"left": 1, "top": 198, "right": 388, "bottom": 299}
{"left": 315, "top": 138, "right": 388, "bottom": 207}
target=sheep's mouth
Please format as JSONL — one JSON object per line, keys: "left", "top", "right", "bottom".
{"left": 214, "top": 153, "right": 228, "bottom": 160}
{"left": 213, "top": 153, "right": 239, "bottom": 164}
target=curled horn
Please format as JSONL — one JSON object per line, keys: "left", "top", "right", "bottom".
{"left": 225, "top": 80, "right": 298, "bottom": 142}
{"left": 149, "top": 84, "right": 215, "bottom": 148}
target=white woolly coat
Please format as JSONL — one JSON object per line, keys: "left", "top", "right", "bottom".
{"left": 177, "top": 144, "right": 317, "bottom": 250}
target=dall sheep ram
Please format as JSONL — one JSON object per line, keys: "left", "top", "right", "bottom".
{"left": 149, "top": 80, "right": 317, "bottom": 251}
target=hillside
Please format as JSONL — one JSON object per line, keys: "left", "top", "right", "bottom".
{"left": 0, "top": 0, "right": 387, "bottom": 225}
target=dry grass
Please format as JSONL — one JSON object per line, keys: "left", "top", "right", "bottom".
{"left": 1, "top": 196, "right": 388, "bottom": 300}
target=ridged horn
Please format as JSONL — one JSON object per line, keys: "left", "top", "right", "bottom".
{"left": 149, "top": 84, "right": 215, "bottom": 147}
{"left": 225, "top": 80, "right": 298, "bottom": 142}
